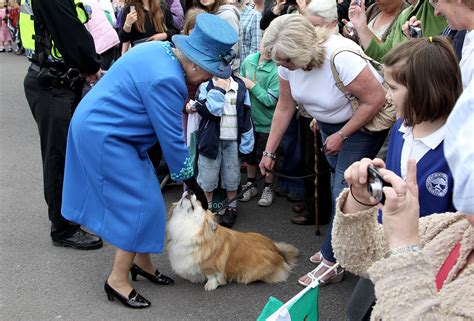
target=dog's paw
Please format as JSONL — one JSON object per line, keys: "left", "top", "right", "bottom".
{"left": 204, "top": 279, "right": 219, "bottom": 291}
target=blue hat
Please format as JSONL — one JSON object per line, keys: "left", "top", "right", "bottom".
{"left": 172, "top": 13, "right": 238, "bottom": 79}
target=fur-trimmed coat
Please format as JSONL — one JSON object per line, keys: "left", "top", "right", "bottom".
{"left": 332, "top": 189, "right": 474, "bottom": 321}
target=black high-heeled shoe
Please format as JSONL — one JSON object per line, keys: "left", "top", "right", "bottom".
{"left": 130, "top": 264, "right": 174, "bottom": 286}
{"left": 104, "top": 281, "right": 151, "bottom": 309}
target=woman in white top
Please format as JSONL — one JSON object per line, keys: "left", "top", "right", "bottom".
{"left": 259, "top": 14, "right": 388, "bottom": 285}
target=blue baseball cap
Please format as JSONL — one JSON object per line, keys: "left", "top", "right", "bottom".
{"left": 172, "top": 13, "right": 238, "bottom": 79}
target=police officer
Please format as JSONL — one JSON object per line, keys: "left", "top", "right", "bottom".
{"left": 21, "top": 0, "right": 102, "bottom": 249}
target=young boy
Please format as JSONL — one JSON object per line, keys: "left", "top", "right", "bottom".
{"left": 238, "top": 43, "right": 279, "bottom": 206}
{"left": 188, "top": 75, "right": 254, "bottom": 228}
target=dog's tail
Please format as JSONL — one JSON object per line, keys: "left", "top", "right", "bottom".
{"left": 275, "top": 242, "right": 300, "bottom": 268}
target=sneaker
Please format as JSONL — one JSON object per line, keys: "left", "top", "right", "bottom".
{"left": 238, "top": 182, "right": 258, "bottom": 202}
{"left": 258, "top": 185, "right": 274, "bottom": 207}
{"left": 220, "top": 208, "right": 237, "bottom": 228}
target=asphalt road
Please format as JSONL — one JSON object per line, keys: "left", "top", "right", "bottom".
{"left": 0, "top": 53, "right": 356, "bottom": 321}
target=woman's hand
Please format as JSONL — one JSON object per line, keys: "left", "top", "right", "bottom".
{"left": 348, "top": 0, "right": 367, "bottom": 31}
{"left": 259, "top": 154, "right": 276, "bottom": 176}
{"left": 185, "top": 101, "right": 196, "bottom": 114}
{"left": 402, "top": 16, "right": 422, "bottom": 38}
{"left": 378, "top": 159, "right": 420, "bottom": 249}
{"left": 272, "top": 0, "right": 286, "bottom": 15}
{"left": 125, "top": 10, "right": 138, "bottom": 26}
{"left": 296, "top": 0, "right": 308, "bottom": 15}
{"left": 323, "top": 132, "right": 344, "bottom": 155}
{"left": 184, "top": 177, "right": 208, "bottom": 210}
{"left": 83, "top": 69, "right": 102, "bottom": 85}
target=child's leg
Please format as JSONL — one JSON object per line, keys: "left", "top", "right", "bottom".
{"left": 256, "top": 132, "right": 275, "bottom": 206}
{"left": 221, "top": 140, "right": 241, "bottom": 204}
{"left": 239, "top": 134, "right": 259, "bottom": 202}
{"left": 197, "top": 145, "right": 222, "bottom": 210}
{"left": 219, "top": 140, "right": 240, "bottom": 228}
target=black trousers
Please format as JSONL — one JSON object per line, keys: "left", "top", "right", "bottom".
{"left": 24, "top": 67, "right": 80, "bottom": 239}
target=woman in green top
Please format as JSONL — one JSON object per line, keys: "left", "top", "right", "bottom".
{"left": 348, "top": 0, "right": 446, "bottom": 61}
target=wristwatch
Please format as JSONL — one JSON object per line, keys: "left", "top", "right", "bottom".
{"left": 386, "top": 244, "right": 421, "bottom": 258}
{"left": 262, "top": 151, "right": 277, "bottom": 160}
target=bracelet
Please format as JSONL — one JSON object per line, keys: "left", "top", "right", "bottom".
{"left": 124, "top": 22, "right": 132, "bottom": 28}
{"left": 262, "top": 151, "right": 277, "bottom": 160}
{"left": 350, "top": 185, "right": 376, "bottom": 207}
{"left": 386, "top": 244, "right": 421, "bottom": 258}
{"left": 337, "top": 130, "right": 348, "bottom": 141}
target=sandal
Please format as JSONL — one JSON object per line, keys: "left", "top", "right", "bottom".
{"left": 309, "top": 251, "right": 323, "bottom": 264}
{"left": 297, "top": 261, "right": 344, "bottom": 287}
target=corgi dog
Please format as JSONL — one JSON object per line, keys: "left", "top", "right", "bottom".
{"left": 167, "top": 191, "right": 299, "bottom": 291}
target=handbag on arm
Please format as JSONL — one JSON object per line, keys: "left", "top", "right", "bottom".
{"left": 330, "top": 47, "right": 396, "bottom": 132}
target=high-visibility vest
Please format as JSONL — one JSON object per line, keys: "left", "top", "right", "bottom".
{"left": 19, "top": 0, "right": 90, "bottom": 63}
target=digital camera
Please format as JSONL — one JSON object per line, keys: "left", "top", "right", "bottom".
{"left": 408, "top": 25, "right": 423, "bottom": 38}
{"left": 367, "top": 165, "right": 391, "bottom": 204}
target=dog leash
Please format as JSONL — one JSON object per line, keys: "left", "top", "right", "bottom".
{"left": 212, "top": 169, "right": 331, "bottom": 214}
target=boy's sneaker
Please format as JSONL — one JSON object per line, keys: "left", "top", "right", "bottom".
{"left": 238, "top": 182, "right": 258, "bottom": 202}
{"left": 220, "top": 208, "right": 237, "bottom": 228}
{"left": 258, "top": 185, "right": 274, "bottom": 207}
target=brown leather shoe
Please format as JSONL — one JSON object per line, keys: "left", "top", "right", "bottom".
{"left": 290, "top": 214, "right": 315, "bottom": 225}
{"left": 292, "top": 203, "right": 305, "bottom": 213}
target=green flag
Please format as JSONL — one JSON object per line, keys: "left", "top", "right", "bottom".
{"left": 257, "top": 285, "right": 319, "bottom": 321}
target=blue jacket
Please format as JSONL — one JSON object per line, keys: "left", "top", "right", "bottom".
{"left": 195, "top": 76, "right": 254, "bottom": 159}
{"left": 378, "top": 118, "right": 455, "bottom": 223}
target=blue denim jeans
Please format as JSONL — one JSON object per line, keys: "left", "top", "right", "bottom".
{"left": 278, "top": 114, "right": 305, "bottom": 196}
{"left": 318, "top": 121, "right": 388, "bottom": 262}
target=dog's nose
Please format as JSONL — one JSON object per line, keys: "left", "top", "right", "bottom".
{"left": 185, "top": 190, "right": 194, "bottom": 199}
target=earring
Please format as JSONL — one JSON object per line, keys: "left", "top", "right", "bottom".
{"left": 192, "top": 67, "right": 196, "bottom": 71}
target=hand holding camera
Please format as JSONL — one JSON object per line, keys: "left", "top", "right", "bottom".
{"left": 347, "top": 0, "right": 367, "bottom": 31}
{"left": 344, "top": 159, "right": 421, "bottom": 249}
{"left": 344, "top": 158, "right": 386, "bottom": 207}
{"left": 402, "top": 16, "right": 423, "bottom": 39}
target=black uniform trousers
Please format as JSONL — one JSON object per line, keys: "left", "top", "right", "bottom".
{"left": 24, "top": 67, "right": 80, "bottom": 239}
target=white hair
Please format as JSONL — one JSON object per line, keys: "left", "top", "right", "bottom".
{"left": 307, "top": 0, "right": 337, "bottom": 23}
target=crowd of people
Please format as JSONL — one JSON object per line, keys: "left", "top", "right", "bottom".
{"left": 6, "top": 0, "right": 473, "bottom": 318}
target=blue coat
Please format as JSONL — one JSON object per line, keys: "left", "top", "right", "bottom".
{"left": 62, "top": 42, "right": 193, "bottom": 253}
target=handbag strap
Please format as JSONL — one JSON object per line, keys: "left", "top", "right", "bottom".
{"left": 329, "top": 47, "right": 383, "bottom": 111}
{"left": 435, "top": 241, "right": 461, "bottom": 291}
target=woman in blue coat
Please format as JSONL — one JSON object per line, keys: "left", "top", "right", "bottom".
{"left": 61, "top": 13, "right": 238, "bottom": 309}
